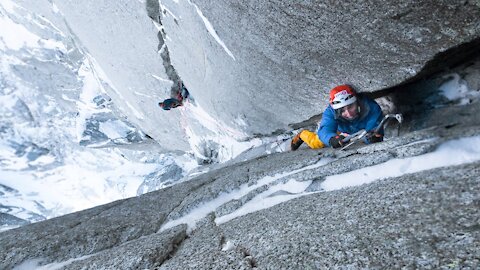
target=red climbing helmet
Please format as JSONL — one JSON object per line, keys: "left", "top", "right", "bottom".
{"left": 329, "top": 85, "right": 357, "bottom": 110}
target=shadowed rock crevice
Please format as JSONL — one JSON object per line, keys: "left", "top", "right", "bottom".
{"left": 155, "top": 229, "right": 189, "bottom": 268}
{"left": 289, "top": 51, "right": 480, "bottom": 134}
{"left": 57, "top": 225, "right": 188, "bottom": 270}
{"left": 237, "top": 245, "right": 258, "bottom": 268}
{"left": 368, "top": 44, "right": 480, "bottom": 103}
{"left": 146, "top": 0, "right": 161, "bottom": 23}
{"left": 145, "top": 0, "right": 182, "bottom": 96}
{"left": 409, "top": 37, "right": 480, "bottom": 84}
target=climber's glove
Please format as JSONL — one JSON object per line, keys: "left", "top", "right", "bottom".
{"left": 329, "top": 135, "right": 346, "bottom": 149}
{"left": 365, "top": 132, "right": 383, "bottom": 144}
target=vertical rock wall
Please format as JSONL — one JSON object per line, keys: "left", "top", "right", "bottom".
{"left": 160, "top": 0, "right": 480, "bottom": 136}
{"left": 53, "top": 0, "right": 190, "bottom": 151}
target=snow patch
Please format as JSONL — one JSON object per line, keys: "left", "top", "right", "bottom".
{"left": 181, "top": 102, "right": 261, "bottom": 163}
{"left": 222, "top": 240, "right": 235, "bottom": 251}
{"left": 0, "top": 15, "right": 42, "bottom": 50}
{"left": 159, "top": 135, "right": 480, "bottom": 232}
{"left": 0, "top": 0, "right": 19, "bottom": 14}
{"left": 1, "top": 151, "right": 159, "bottom": 219}
{"left": 151, "top": 73, "right": 170, "bottom": 83}
{"left": 399, "top": 137, "right": 439, "bottom": 148}
{"left": 80, "top": 53, "right": 145, "bottom": 120}
{"left": 51, "top": 3, "right": 60, "bottom": 13}
{"left": 133, "top": 91, "right": 154, "bottom": 98}
{"left": 0, "top": 6, "right": 65, "bottom": 51}
{"left": 321, "top": 135, "right": 480, "bottom": 191}
{"left": 124, "top": 100, "right": 145, "bottom": 120}
{"left": 76, "top": 60, "right": 104, "bottom": 142}
{"left": 160, "top": 158, "right": 333, "bottom": 232}
{"left": 186, "top": 102, "right": 245, "bottom": 139}
{"left": 0, "top": 224, "right": 21, "bottom": 233}
{"left": 13, "top": 254, "right": 94, "bottom": 270}
{"left": 439, "top": 73, "right": 479, "bottom": 104}
{"left": 28, "top": 155, "right": 56, "bottom": 166}
{"left": 99, "top": 120, "right": 135, "bottom": 140}
{"left": 215, "top": 178, "right": 312, "bottom": 225}
{"left": 234, "top": 115, "right": 248, "bottom": 127}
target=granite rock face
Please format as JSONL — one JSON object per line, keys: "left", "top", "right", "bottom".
{"left": 2, "top": 2, "right": 479, "bottom": 268}
{"left": 1, "top": 100, "right": 479, "bottom": 269}
{"left": 160, "top": 0, "right": 480, "bottom": 135}
{"left": 0, "top": 175, "right": 213, "bottom": 269}
{"left": 49, "top": 1, "right": 480, "bottom": 152}
{"left": 50, "top": 0, "right": 189, "bottom": 152}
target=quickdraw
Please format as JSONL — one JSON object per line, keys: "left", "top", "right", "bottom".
{"left": 340, "top": 113, "right": 403, "bottom": 151}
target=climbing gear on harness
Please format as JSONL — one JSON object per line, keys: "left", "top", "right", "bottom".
{"left": 339, "top": 130, "right": 368, "bottom": 150}
{"left": 373, "top": 114, "right": 403, "bottom": 133}
{"left": 339, "top": 113, "right": 403, "bottom": 151}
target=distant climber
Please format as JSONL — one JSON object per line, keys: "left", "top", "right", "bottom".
{"left": 291, "top": 84, "right": 384, "bottom": 150}
{"left": 158, "top": 82, "right": 190, "bottom": 110}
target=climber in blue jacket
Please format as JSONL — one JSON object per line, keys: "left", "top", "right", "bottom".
{"left": 291, "top": 84, "right": 384, "bottom": 150}
{"left": 318, "top": 84, "right": 384, "bottom": 148}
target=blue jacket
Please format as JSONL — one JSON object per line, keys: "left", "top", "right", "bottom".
{"left": 160, "top": 98, "right": 182, "bottom": 110}
{"left": 317, "top": 96, "right": 383, "bottom": 146}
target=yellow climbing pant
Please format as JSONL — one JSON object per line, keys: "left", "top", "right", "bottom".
{"left": 299, "top": 130, "right": 325, "bottom": 149}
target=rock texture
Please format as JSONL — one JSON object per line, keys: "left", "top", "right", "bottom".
{"left": 49, "top": 1, "right": 480, "bottom": 152}
{"left": 50, "top": 0, "right": 189, "bottom": 151}
{"left": 2, "top": 2, "right": 480, "bottom": 269}
{"left": 1, "top": 100, "right": 479, "bottom": 269}
{"left": 161, "top": 163, "right": 480, "bottom": 269}
{"left": 160, "top": 0, "right": 480, "bottom": 135}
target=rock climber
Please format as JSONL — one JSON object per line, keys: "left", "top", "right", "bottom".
{"left": 291, "top": 84, "right": 384, "bottom": 150}
{"left": 158, "top": 82, "right": 190, "bottom": 110}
